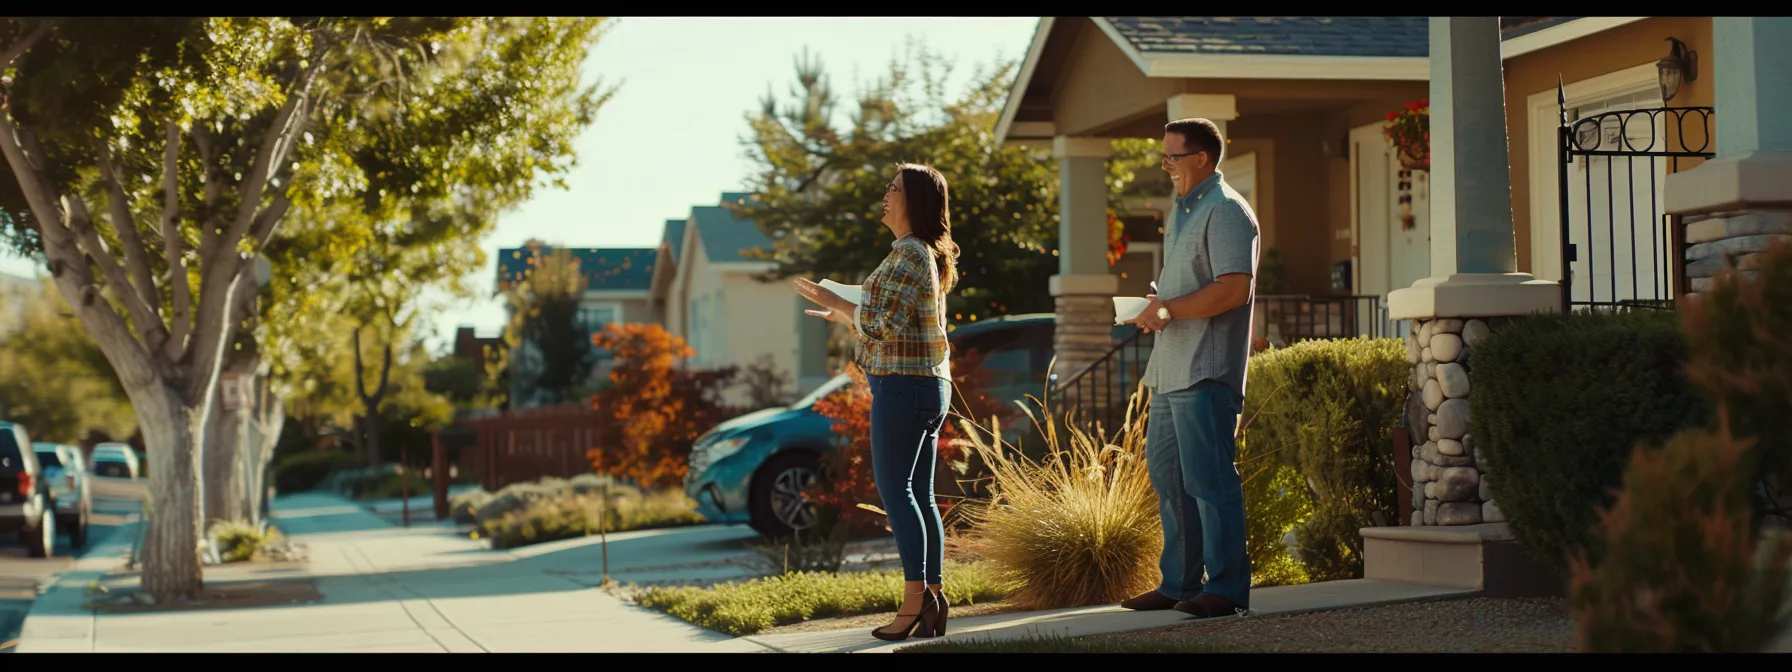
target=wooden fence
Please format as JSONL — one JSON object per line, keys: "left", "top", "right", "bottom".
{"left": 431, "top": 402, "right": 612, "bottom": 519}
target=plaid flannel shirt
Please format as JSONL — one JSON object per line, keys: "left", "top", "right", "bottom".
{"left": 852, "top": 235, "right": 951, "bottom": 380}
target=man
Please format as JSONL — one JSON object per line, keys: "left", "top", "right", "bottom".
{"left": 1120, "top": 117, "right": 1260, "bottom": 619}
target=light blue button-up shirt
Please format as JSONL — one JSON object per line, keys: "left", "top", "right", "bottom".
{"left": 1142, "top": 170, "right": 1261, "bottom": 399}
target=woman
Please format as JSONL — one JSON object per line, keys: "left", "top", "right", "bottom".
{"left": 794, "top": 163, "right": 959, "bottom": 641}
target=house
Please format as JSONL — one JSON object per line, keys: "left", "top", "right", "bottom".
{"left": 996, "top": 16, "right": 1721, "bottom": 378}
{"left": 651, "top": 192, "right": 831, "bottom": 406}
{"left": 494, "top": 244, "right": 658, "bottom": 408}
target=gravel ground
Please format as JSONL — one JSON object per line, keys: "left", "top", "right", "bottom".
{"left": 1089, "top": 597, "right": 1576, "bottom": 653}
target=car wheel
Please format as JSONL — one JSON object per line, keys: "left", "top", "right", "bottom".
{"left": 748, "top": 451, "right": 822, "bottom": 539}
{"left": 26, "top": 509, "right": 54, "bottom": 558}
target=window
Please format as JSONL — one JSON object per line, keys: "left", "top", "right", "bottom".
{"left": 577, "top": 305, "right": 617, "bottom": 333}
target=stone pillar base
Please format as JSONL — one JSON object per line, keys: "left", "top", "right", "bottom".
{"left": 1391, "top": 273, "right": 1560, "bottom": 527}
{"left": 1667, "top": 151, "right": 1792, "bottom": 298}
{"left": 1048, "top": 273, "right": 1119, "bottom": 383}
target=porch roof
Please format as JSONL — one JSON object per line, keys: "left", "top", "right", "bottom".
{"left": 997, "top": 16, "right": 1649, "bottom": 144}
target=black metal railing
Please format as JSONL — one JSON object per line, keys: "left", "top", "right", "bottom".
{"left": 1047, "top": 294, "right": 1390, "bottom": 434}
{"left": 1556, "top": 80, "right": 1714, "bottom": 313}
{"left": 1047, "top": 328, "right": 1155, "bottom": 436}
{"left": 1255, "top": 294, "right": 1390, "bottom": 345}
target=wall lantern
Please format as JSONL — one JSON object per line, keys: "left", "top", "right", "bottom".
{"left": 1657, "top": 37, "right": 1697, "bottom": 103}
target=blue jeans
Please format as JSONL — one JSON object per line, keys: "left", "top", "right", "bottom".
{"left": 867, "top": 374, "right": 949, "bottom": 585}
{"left": 1146, "top": 380, "right": 1251, "bottom": 606}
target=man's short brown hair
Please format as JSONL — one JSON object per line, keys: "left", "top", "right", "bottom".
{"left": 1165, "top": 118, "right": 1225, "bottom": 166}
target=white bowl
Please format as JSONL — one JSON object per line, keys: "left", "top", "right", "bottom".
{"left": 1112, "top": 297, "right": 1151, "bottom": 325}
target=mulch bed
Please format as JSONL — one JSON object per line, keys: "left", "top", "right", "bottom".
{"left": 87, "top": 578, "right": 323, "bottom": 614}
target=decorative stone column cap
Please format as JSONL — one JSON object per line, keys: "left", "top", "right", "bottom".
{"left": 1388, "top": 273, "right": 1562, "bottom": 321}
{"left": 1049, "top": 273, "right": 1120, "bottom": 297}
{"left": 1166, "top": 93, "right": 1239, "bottom": 122}
{"left": 1665, "top": 150, "right": 1792, "bottom": 217}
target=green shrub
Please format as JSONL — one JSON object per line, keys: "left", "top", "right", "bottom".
{"left": 478, "top": 487, "right": 704, "bottom": 549}
{"left": 1238, "top": 434, "right": 1313, "bottom": 587}
{"left": 630, "top": 560, "right": 1016, "bottom": 636}
{"left": 1243, "top": 337, "right": 1406, "bottom": 581}
{"left": 207, "top": 520, "right": 280, "bottom": 563}
{"left": 1471, "top": 309, "right": 1705, "bottom": 571}
{"left": 1568, "top": 421, "right": 1792, "bottom": 652}
{"left": 272, "top": 450, "right": 361, "bottom": 493}
{"left": 1681, "top": 238, "right": 1792, "bottom": 502}
{"left": 450, "top": 489, "right": 494, "bottom": 525}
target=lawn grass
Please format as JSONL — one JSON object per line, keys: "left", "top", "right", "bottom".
{"left": 629, "top": 560, "right": 1017, "bottom": 636}
{"left": 901, "top": 632, "right": 1232, "bottom": 654}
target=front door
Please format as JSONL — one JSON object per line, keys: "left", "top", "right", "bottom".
{"left": 1351, "top": 122, "right": 1430, "bottom": 316}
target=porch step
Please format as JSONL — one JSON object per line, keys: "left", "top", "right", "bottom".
{"left": 1360, "top": 523, "right": 1564, "bottom": 598}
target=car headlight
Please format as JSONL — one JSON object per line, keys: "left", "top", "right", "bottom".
{"left": 706, "top": 436, "right": 753, "bottom": 462}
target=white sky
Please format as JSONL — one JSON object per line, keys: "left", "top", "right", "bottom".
{"left": 0, "top": 17, "right": 1041, "bottom": 354}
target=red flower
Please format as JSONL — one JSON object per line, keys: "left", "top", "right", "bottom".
{"left": 1387, "top": 112, "right": 1398, "bottom": 121}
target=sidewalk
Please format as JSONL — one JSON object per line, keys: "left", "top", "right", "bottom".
{"left": 17, "top": 492, "right": 770, "bottom": 653}
{"left": 738, "top": 579, "right": 1475, "bottom": 653}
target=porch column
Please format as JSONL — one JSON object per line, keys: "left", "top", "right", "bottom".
{"left": 1665, "top": 17, "right": 1792, "bottom": 298}
{"left": 1387, "top": 17, "right": 1559, "bottom": 530}
{"left": 1049, "top": 135, "right": 1117, "bottom": 382}
{"left": 1166, "top": 94, "right": 1238, "bottom": 136}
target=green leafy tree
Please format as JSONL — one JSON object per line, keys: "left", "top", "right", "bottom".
{"left": 740, "top": 41, "right": 1159, "bottom": 321}
{"left": 0, "top": 17, "right": 610, "bottom": 599}
{"left": 496, "top": 243, "right": 596, "bottom": 407}
{"left": 0, "top": 280, "right": 137, "bottom": 442}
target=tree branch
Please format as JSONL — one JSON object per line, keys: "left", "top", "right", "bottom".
{"left": 57, "top": 171, "right": 170, "bottom": 352}
{"left": 353, "top": 325, "right": 370, "bottom": 403}
{"left": 92, "top": 137, "right": 165, "bottom": 326}
{"left": 0, "top": 20, "right": 52, "bottom": 70}
{"left": 160, "top": 123, "right": 194, "bottom": 362}
{"left": 191, "top": 126, "right": 221, "bottom": 255}
{"left": 0, "top": 111, "right": 159, "bottom": 388}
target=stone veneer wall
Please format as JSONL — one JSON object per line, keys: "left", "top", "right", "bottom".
{"left": 1051, "top": 294, "right": 1116, "bottom": 381}
{"left": 1404, "top": 316, "right": 1510, "bottom": 526}
{"left": 1682, "top": 210, "right": 1792, "bottom": 297}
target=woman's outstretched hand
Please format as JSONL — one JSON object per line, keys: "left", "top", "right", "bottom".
{"left": 794, "top": 278, "right": 852, "bottom": 325}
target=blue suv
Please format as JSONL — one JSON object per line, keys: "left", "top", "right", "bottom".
{"left": 684, "top": 313, "right": 1142, "bottom": 537}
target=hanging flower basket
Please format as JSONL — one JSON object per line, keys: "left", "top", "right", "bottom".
{"left": 1383, "top": 99, "right": 1430, "bottom": 172}
{"left": 1106, "top": 209, "right": 1128, "bottom": 266}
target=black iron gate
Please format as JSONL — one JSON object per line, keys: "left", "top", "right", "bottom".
{"left": 1556, "top": 80, "right": 1714, "bottom": 311}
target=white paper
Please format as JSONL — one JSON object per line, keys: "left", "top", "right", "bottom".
{"left": 819, "top": 279, "right": 863, "bottom": 306}
{"left": 1113, "top": 297, "right": 1151, "bottom": 325}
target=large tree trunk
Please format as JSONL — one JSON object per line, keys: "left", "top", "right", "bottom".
{"left": 133, "top": 382, "right": 207, "bottom": 600}
{"left": 201, "top": 377, "right": 250, "bottom": 529}
{"left": 249, "top": 393, "right": 285, "bottom": 526}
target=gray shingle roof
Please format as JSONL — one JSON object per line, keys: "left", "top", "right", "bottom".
{"left": 692, "top": 193, "right": 773, "bottom": 264}
{"left": 1102, "top": 17, "right": 1430, "bottom": 58}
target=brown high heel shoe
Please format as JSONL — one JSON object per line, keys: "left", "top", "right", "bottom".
{"left": 871, "top": 590, "right": 941, "bottom": 641}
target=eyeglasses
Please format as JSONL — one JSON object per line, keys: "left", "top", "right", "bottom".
{"left": 1161, "top": 151, "right": 1201, "bottom": 163}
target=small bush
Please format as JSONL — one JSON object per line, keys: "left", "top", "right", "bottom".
{"left": 450, "top": 489, "right": 494, "bottom": 525}
{"left": 272, "top": 450, "right": 361, "bottom": 493}
{"left": 630, "top": 560, "right": 1015, "bottom": 636}
{"left": 1681, "top": 238, "right": 1792, "bottom": 508}
{"left": 208, "top": 520, "right": 280, "bottom": 563}
{"left": 1471, "top": 309, "right": 1705, "bottom": 571}
{"left": 750, "top": 515, "right": 854, "bottom": 574}
{"left": 1568, "top": 419, "right": 1792, "bottom": 652}
{"left": 1243, "top": 337, "right": 1406, "bottom": 581}
{"left": 953, "top": 391, "right": 1161, "bottom": 610}
{"left": 478, "top": 487, "right": 704, "bottom": 549}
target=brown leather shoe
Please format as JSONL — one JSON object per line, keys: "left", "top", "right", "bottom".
{"left": 1120, "top": 590, "right": 1179, "bottom": 611}
{"left": 1174, "top": 593, "right": 1246, "bottom": 619}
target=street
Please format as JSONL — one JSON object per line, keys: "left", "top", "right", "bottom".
{"left": 0, "top": 477, "right": 144, "bottom": 653}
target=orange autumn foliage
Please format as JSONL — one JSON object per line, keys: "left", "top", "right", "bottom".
{"left": 585, "top": 323, "right": 740, "bottom": 488}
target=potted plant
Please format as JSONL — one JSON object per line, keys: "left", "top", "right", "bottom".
{"left": 1383, "top": 99, "right": 1430, "bottom": 172}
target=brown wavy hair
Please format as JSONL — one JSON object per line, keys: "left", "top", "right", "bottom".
{"left": 895, "top": 162, "right": 959, "bottom": 293}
